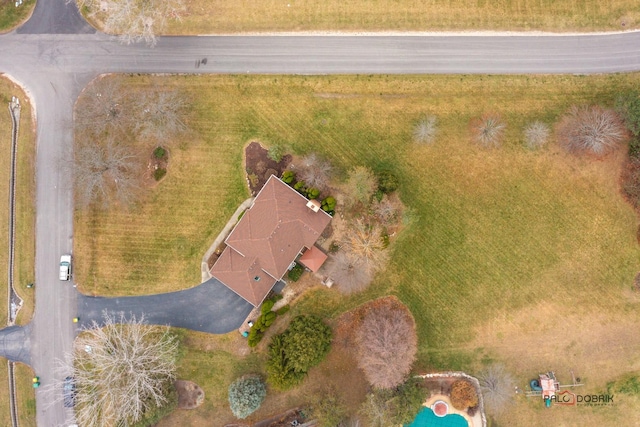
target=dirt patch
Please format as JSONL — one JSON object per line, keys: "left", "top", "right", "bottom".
{"left": 175, "top": 379, "right": 205, "bottom": 409}
{"left": 245, "top": 141, "right": 292, "bottom": 195}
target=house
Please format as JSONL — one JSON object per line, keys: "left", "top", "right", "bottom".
{"left": 211, "top": 175, "right": 332, "bottom": 307}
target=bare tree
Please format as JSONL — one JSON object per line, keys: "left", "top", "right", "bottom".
{"left": 478, "top": 364, "right": 515, "bottom": 415}
{"left": 74, "top": 136, "right": 143, "bottom": 208}
{"left": 62, "top": 313, "right": 179, "bottom": 426}
{"left": 557, "top": 105, "right": 628, "bottom": 156}
{"left": 75, "top": 78, "right": 132, "bottom": 137}
{"left": 76, "top": 0, "right": 185, "bottom": 47}
{"left": 413, "top": 115, "right": 437, "bottom": 144}
{"left": 471, "top": 114, "right": 506, "bottom": 148}
{"left": 342, "top": 219, "right": 389, "bottom": 273}
{"left": 132, "top": 89, "right": 187, "bottom": 144}
{"left": 344, "top": 166, "right": 378, "bottom": 206}
{"left": 371, "top": 194, "right": 404, "bottom": 226}
{"left": 298, "top": 153, "right": 333, "bottom": 190}
{"left": 324, "top": 252, "right": 373, "bottom": 294}
{"left": 355, "top": 300, "right": 417, "bottom": 389}
{"left": 523, "top": 121, "right": 550, "bottom": 149}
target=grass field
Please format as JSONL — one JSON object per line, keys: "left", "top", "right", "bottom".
{"left": 14, "top": 363, "right": 36, "bottom": 427}
{"left": 0, "top": 0, "right": 35, "bottom": 33}
{"left": 81, "top": 0, "right": 640, "bottom": 34}
{"left": 0, "top": 77, "right": 36, "bottom": 325}
{"left": 75, "top": 73, "right": 640, "bottom": 425}
{"left": 0, "top": 76, "right": 37, "bottom": 427}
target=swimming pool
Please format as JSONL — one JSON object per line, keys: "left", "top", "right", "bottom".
{"left": 407, "top": 406, "right": 469, "bottom": 427}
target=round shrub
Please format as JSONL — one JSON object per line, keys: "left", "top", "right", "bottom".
{"left": 282, "top": 170, "right": 296, "bottom": 184}
{"left": 450, "top": 379, "right": 479, "bottom": 410}
{"left": 261, "top": 299, "right": 275, "bottom": 314}
{"left": 153, "top": 146, "right": 167, "bottom": 159}
{"left": 153, "top": 168, "right": 167, "bottom": 181}
{"left": 376, "top": 170, "right": 399, "bottom": 194}
{"left": 228, "top": 376, "right": 267, "bottom": 419}
{"left": 288, "top": 263, "right": 304, "bottom": 282}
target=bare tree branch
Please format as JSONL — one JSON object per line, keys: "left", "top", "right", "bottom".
{"left": 74, "top": 136, "right": 143, "bottom": 209}
{"left": 413, "top": 115, "right": 437, "bottom": 144}
{"left": 76, "top": 0, "right": 185, "bottom": 47}
{"left": 297, "top": 153, "right": 333, "bottom": 191}
{"left": 58, "top": 313, "right": 179, "bottom": 426}
{"left": 355, "top": 301, "right": 417, "bottom": 389}
{"left": 471, "top": 114, "right": 506, "bottom": 148}
{"left": 523, "top": 121, "right": 550, "bottom": 149}
{"left": 557, "top": 105, "right": 628, "bottom": 156}
{"left": 324, "top": 252, "right": 373, "bottom": 295}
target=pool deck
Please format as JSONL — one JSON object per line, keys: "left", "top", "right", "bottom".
{"left": 424, "top": 394, "right": 483, "bottom": 427}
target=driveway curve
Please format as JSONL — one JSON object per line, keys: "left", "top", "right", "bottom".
{"left": 16, "top": 0, "right": 95, "bottom": 34}
{"left": 77, "top": 277, "right": 253, "bottom": 334}
{"left": 0, "top": 324, "right": 31, "bottom": 364}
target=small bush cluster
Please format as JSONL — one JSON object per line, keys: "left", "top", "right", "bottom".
{"left": 267, "top": 144, "right": 285, "bottom": 162}
{"left": 247, "top": 295, "right": 286, "bottom": 347}
{"left": 282, "top": 170, "right": 295, "bottom": 184}
{"left": 288, "top": 263, "right": 304, "bottom": 282}
{"left": 283, "top": 169, "right": 336, "bottom": 213}
{"left": 228, "top": 375, "right": 267, "bottom": 419}
{"left": 450, "top": 379, "right": 479, "bottom": 410}
{"left": 153, "top": 146, "right": 167, "bottom": 159}
{"left": 413, "top": 115, "right": 437, "bottom": 144}
{"left": 153, "top": 168, "right": 167, "bottom": 181}
{"left": 471, "top": 114, "right": 506, "bottom": 148}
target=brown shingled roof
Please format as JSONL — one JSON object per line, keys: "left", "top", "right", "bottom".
{"left": 211, "top": 175, "right": 332, "bottom": 306}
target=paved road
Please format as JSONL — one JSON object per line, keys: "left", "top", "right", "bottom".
{"left": 1, "top": 1, "right": 640, "bottom": 425}
{"left": 78, "top": 277, "right": 253, "bottom": 334}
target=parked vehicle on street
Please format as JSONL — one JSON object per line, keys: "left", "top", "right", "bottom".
{"left": 63, "top": 376, "right": 76, "bottom": 408}
{"left": 59, "top": 255, "right": 72, "bottom": 281}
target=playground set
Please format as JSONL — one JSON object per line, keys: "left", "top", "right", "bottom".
{"left": 526, "top": 371, "right": 584, "bottom": 407}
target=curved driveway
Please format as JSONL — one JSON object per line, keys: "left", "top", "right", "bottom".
{"left": 78, "top": 277, "right": 253, "bottom": 334}
{"left": 1, "top": 0, "right": 640, "bottom": 425}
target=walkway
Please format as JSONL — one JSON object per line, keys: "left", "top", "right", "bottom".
{"left": 0, "top": 325, "right": 30, "bottom": 364}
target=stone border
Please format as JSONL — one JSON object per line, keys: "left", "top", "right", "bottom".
{"left": 416, "top": 372, "right": 487, "bottom": 427}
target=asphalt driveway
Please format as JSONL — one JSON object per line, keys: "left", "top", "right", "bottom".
{"left": 0, "top": 324, "right": 31, "bottom": 364}
{"left": 77, "top": 277, "right": 254, "bottom": 334}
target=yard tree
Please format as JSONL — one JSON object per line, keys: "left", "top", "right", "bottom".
{"left": 64, "top": 313, "right": 180, "bottom": 426}
{"left": 450, "top": 379, "right": 479, "bottom": 410}
{"left": 371, "top": 194, "right": 403, "bottom": 226}
{"left": 355, "top": 299, "right": 417, "bottom": 389}
{"left": 228, "top": 376, "right": 267, "bottom": 419}
{"left": 75, "top": 77, "right": 131, "bottom": 137}
{"left": 298, "top": 153, "right": 333, "bottom": 190}
{"left": 359, "top": 377, "right": 426, "bottom": 426}
{"left": 523, "top": 121, "right": 550, "bottom": 149}
{"left": 266, "top": 315, "right": 332, "bottom": 390}
{"left": 324, "top": 251, "right": 373, "bottom": 294}
{"left": 413, "top": 115, "right": 437, "bottom": 144}
{"left": 342, "top": 219, "right": 388, "bottom": 274}
{"left": 132, "top": 89, "right": 188, "bottom": 144}
{"left": 345, "top": 166, "right": 378, "bottom": 206}
{"left": 75, "top": 0, "right": 185, "bottom": 47}
{"left": 557, "top": 105, "right": 628, "bottom": 156}
{"left": 478, "top": 364, "right": 515, "bottom": 415}
{"left": 312, "top": 390, "right": 348, "bottom": 427}
{"left": 73, "top": 136, "right": 143, "bottom": 209}
{"left": 471, "top": 114, "right": 506, "bottom": 148}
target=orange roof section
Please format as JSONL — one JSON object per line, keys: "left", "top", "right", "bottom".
{"left": 211, "top": 175, "right": 331, "bottom": 306}
{"left": 299, "top": 246, "right": 328, "bottom": 272}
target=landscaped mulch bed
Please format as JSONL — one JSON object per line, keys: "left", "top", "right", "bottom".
{"left": 245, "top": 141, "right": 291, "bottom": 195}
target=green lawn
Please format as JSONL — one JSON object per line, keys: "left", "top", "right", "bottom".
{"left": 80, "top": 0, "right": 640, "bottom": 34}
{"left": 76, "top": 73, "right": 640, "bottom": 425}
{"left": 0, "top": 0, "right": 35, "bottom": 33}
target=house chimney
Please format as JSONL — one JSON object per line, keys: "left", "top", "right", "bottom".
{"left": 306, "top": 199, "right": 321, "bottom": 213}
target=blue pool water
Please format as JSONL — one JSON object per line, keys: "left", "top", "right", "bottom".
{"left": 407, "top": 406, "right": 469, "bottom": 427}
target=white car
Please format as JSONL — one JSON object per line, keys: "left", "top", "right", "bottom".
{"left": 59, "top": 255, "right": 72, "bottom": 281}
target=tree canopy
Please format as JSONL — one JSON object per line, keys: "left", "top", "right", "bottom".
{"left": 266, "top": 315, "right": 332, "bottom": 390}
